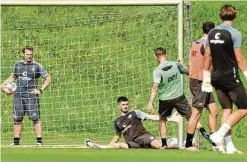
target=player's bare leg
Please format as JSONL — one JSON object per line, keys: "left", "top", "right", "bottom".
{"left": 107, "top": 142, "right": 128, "bottom": 148}
{"left": 185, "top": 108, "right": 201, "bottom": 151}
{"left": 207, "top": 103, "right": 218, "bottom": 133}
{"left": 86, "top": 140, "right": 128, "bottom": 149}
{"left": 207, "top": 103, "right": 218, "bottom": 151}
{"left": 159, "top": 118, "right": 168, "bottom": 149}
{"left": 150, "top": 139, "right": 162, "bottom": 149}
{"left": 210, "top": 109, "right": 247, "bottom": 154}
{"left": 34, "top": 120, "right": 42, "bottom": 145}
{"left": 11, "top": 122, "right": 22, "bottom": 145}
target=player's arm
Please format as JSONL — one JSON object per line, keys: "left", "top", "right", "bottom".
{"left": 135, "top": 109, "right": 183, "bottom": 124}
{"left": 201, "top": 42, "right": 213, "bottom": 92}
{"left": 2, "top": 75, "right": 16, "bottom": 84}
{"left": 109, "top": 132, "right": 121, "bottom": 145}
{"left": 39, "top": 74, "right": 51, "bottom": 93}
{"left": 147, "top": 82, "right": 159, "bottom": 114}
{"left": 39, "top": 64, "right": 51, "bottom": 92}
{"left": 233, "top": 32, "right": 247, "bottom": 79}
{"left": 176, "top": 62, "right": 189, "bottom": 75}
{"left": 1, "top": 76, "right": 16, "bottom": 93}
{"left": 147, "top": 69, "right": 160, "bottom": 114}
{"left": 1, "top": 62, "right": 17, "bottom": 92}
{"left": 31, "top": 64, "right": 51, "bottom": 94}
{"left": 235, "top": 48, "right": 247, "bottom": 71}
{"left": 135, "top": 110, "right": 159, "bottom": 121}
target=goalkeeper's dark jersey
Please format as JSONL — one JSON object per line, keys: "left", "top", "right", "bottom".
{"left": 206, "top": 24, "right": 242, "bottom": 90}
{"left": 113, "top": 110, "right": 149, "bottom": 142}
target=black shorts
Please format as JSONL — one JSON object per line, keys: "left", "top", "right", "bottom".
{"left": 13, "top": 97, "right": 40, "bottom": 122}
{"left": 127, "top": 133, "right": 156, "bottom": 148}
{"left": 190, "top": 78, "right": 215, "bottom": 108}
{"left": 158, "top": 95, "right": 191, "bottom": 119}
{"left": 215, "top": 84, "right": 247, "bottom": 109}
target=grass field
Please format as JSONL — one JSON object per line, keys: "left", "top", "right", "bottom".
{"left": 2, "top": 140, "right": 247, "bottom": 162}
{"left": 1, "top": 1, "right": 247, "bottom": 161}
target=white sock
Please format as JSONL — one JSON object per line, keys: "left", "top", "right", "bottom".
{"left": 224, "top": 136, "right": 236, "bottom": 150}
{"left": 217, "top": 123, "right": 231, "bottom": 138}
{"left": 99, "top": 145, "right": 107, "bottom": 148}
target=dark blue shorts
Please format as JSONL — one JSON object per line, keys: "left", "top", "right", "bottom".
{"left": 13, "top": 97, "right": 40, "bottom": 122}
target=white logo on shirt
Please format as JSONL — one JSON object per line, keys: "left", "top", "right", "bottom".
{"left": 210, "top": 32, "right": 225, "bottom": 44}
{"left": 23, "top": 71, "right": 27, "bottom": 77}
{"left": 128, "top": 115, "right": 132, "bottom": 119}
{"left": 215, "top": 33, "right": 220, "bottom": 39}
{"left": 19, "top": 71, "right": 32, "bottom": 81}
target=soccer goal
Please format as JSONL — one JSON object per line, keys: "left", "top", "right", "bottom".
{"left": 1, "top": 0, "right": 193, "bottom": 148}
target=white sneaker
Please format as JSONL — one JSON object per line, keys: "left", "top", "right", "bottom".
{"left": 184, "top": 146, "right": 199, "bottom": 151}
{"left": 36, "top": 143, "right": 42, "bottom": 146}
{"left": 226, "top": 148, "right": 243, "bottom": 154}
{"left": 216, "top": 145, "right": 226, "bottom": 153}
{"left": 212, "top": 146, "right": 218, "bottom": 151}
{"left": 210, "top": 133, "right": 225, "bottom": 153}
{"left": 9, "top": 143, "right": 19, "bottom": 146}
{"left": 85, "top": 139, "right": 100, "bottom": 148}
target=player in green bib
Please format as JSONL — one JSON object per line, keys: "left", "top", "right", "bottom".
{"left": 147, "top": 47, "right": 211, "bottom": 149}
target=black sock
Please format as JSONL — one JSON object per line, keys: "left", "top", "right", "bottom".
{"left": 161, "top": 138, "right": 167, "bottom": 147}
{"left": 37, "top": 137, "right": 42, "bottom": 144}
{"left": 14, "top": 137, "right": 20, "bottom": 145}
{"left": 185, "top": 133, "right": 194, "bottom": 148}
{"left": 199, "top": 127, "right": 209, "bottom": 138}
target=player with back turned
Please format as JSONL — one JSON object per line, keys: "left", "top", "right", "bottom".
{"left": 202, "top": 4, "right": 247, "bottom": 154}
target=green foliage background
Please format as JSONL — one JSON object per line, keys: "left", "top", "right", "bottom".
{"left": 1, "top": 2, "right": 246, "bottom": 144}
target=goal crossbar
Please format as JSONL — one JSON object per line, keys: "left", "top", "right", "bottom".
{"left": 1, "top": 0, "right": 183, "bottom": 5}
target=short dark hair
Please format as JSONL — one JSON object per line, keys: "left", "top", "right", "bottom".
{"left": 219, "top": 4, "right": 236, "bottom": 21}
{"left": 117, "top": 96, "right": 128, "bottom": 103}
{"left": 154, "top": 47, "right": 166, "bottom": 56}
{"left": 22, "top": 46, "right": 34, "bottom": 53}
{"left": 202, "top": 21, "right": 215, "bottom": 34}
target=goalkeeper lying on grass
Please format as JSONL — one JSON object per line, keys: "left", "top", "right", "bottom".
{"left": 86, "top": 96, "right": 181, "bottom": 149}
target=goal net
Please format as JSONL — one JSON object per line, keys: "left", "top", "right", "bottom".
{"left": 1, "top": 3, "right": 193, "bottom": 147}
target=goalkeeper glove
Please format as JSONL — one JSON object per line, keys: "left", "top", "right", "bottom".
{"left": 202, "top": 70, "right": 213, "bottom": 92}
{"left": 244, "top": 70, "right": 247, "bottom": 80}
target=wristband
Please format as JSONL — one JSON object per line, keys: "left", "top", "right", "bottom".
{"left": 39, "top": 88, "right": 43, "bottom": 93}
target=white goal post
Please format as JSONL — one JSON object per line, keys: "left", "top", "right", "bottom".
{"left": 1, "top": 0, "right": 191, "bottom": 148}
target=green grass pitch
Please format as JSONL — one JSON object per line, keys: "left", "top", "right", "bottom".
{"left": 2, "top": 140, "right": 247, "bottom": 162}
{"left": 1, "top": 1, "right": 247, "bottom": 162}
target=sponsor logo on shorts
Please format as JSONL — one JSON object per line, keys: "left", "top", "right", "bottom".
{"left": 150, "top": 136, "right": 154, "bottom": 140}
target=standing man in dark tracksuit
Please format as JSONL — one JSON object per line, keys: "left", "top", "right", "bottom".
{"left": 1, "top": 46, "right": 51, "bottom": 146}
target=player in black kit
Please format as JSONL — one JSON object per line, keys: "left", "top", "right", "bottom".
{"left": 202, "top": 5, "right": 247, "bottom": 154}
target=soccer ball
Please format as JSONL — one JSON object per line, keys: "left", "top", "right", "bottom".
{"left": 3, "top": 82, "right": 17, "bottom": 94}
{"left": 167, "top": 137, "right": 178, "bottom": 145}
